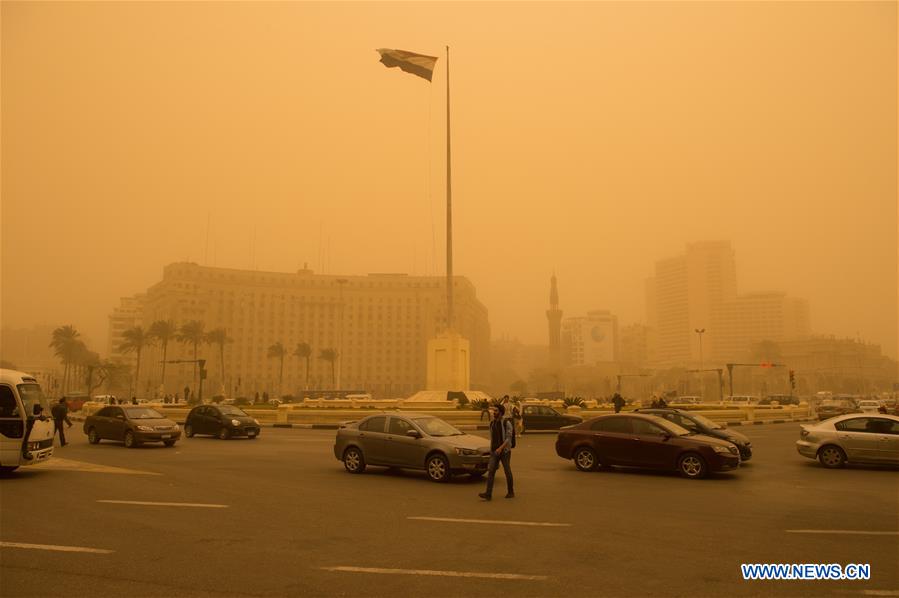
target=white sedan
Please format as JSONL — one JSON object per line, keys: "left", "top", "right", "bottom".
{"left": 796, "top": 413, "right": 899, "bottom": 468}
{"left": 857, "top": 400, "right": 882, "bottom": 413}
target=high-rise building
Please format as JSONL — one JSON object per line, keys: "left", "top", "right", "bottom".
{"left": 108, "top": 295, "right": 146, "bottom": 368}
{"left": 712, "top": 293, "right": 811, "bottom": 362}
{"left": 646, "top": 241, "right": 737, "bottom": 367}
{"left": 546, "top": 274, "right": 563, "bottom": 369}
{"left": 110, "top": 262, "right": 490, "bottom": 399}
{"left": 561, "top": 310, "right": 619, "bottom": 367}
{"left": 619, "top": 323, "right": 653, "bottom": 369}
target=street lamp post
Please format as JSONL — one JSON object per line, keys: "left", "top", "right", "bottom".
{"left": 335, "top": 279, "right": 348, "bottom": 391}
{"left": 695, "top": 328, "right": 705, "bottom": 397}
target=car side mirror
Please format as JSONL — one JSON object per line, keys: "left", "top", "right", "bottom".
{"left": 660, "top": 432, "right": 671, "bottom": 441}
{"left": 406, "top": 429, "right": 421, "bottom": 439}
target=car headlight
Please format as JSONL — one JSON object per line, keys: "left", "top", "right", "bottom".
{"left": 136, "top": 425, "right": 153, "bottom": 432}
{"left": 172, "top": 424, "right": 180, "bottom": 431}
{"left": 712, "top": 445, "right": 732, "bottom": 454}
{"left": 454, "top": 447, "right": 480, "bottom": 456}
{"left": 230, "top": 419, "right": 241, "bottom": 427}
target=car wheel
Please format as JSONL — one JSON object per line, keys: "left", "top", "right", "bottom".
{"left": 217, "top": 427, "right": 231, "bottom": 440}
{"left": 87, "top": 428, "right": 101, "bottom": 444}
{"left": 818, "top": 445, "right": 846, "bottom": 469}
{"left": 574, "top": 446, "right": 598, "bottom": 472}
{"left": 124, "top": 431, "right": 139, "bottom": 449}
{"left": 163, "top": 440, "right": 176, "bottom": 447}
{"left": 677, "top": 453, "right": 707, "bottom": 479}
{"left": 184, "top": 423, "right": 194, "bottom": 438}
{"left": 426, "top": 453, "right": 452, "bottom": 483}
{"left": 343, "top": 447, "right": 366, "bottom": 474}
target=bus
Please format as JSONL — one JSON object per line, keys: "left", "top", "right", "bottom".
{"left": 0, "top": 369, "right": 55, "bottom": 473}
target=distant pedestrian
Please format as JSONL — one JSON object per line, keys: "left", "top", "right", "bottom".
{"left": 254, "top": 392, "right": 260, "bottom": 405}
{"left": 612, "top": 393, "right": 625, "bottom": 413}
{"left": 263, "top": 391, "right": 269, "bottom": 404}
{"left": 658, "top": 397, "right": 668, "bottom": 408}
{"left": 51, "top": 397, "right": 72, "bottom": 447}
{"left": 131, "top": 396, "right": 138, "bottom": 405}
{"left": 479, "top": 404, "right": 514, "bottom": 501}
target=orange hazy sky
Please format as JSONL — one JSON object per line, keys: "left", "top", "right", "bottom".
{"left": 2, "top": 1, "right": 896, "bottom": 357}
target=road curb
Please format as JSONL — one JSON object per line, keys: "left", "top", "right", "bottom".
{"left": 724, "top": 417, "right": 817, "bottom": 427}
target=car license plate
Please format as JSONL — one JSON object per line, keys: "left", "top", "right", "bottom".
{"left": 161, "top": 434, "right": 170, "bottom": 439}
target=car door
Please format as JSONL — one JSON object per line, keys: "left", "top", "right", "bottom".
{"left": 630, "top": 418, "right": 679, "bottom": 468}
{"left": 357, "top": 416, "right": 389, "bottom": 464}
{"left": 834, "top": 418, "right": 880, "bottom": 462}
{"left": 91, "top": 406, "right": 112, "bottom": 438}
{"left": 522, "top": 406, "right": 540, "bottom": 430}
{"left": 206, "top": 407, "right": 223, "bottom": 433}
{"left": 383, "top": 416, "right": 427, "bottom": 467}
{"left": 589, "top": 417, "right": 635, "bottom": 465}
{"left": 108, "top": 407, "right": 127, "bottom": 440}
{"left": 866, "top": 418, "right": 899, "bottom": 463}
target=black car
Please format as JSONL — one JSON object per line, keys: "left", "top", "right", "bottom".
{"left": 636, "top": 408, "right": 752, "bottom": 460}
{"left": 520, "top": 405, "right": 582, "bottom": 432}
{"left": 184, "top": 405, "right": 261, "bottom": 439}
{"left": 83, "top": 406, "right": 181, "bottom": 448}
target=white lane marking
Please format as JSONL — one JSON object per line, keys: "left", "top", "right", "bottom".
{"left": 97, "top": 500, "right": 228, "bottom": 508}
{"left": 32, "top": 458, "right": 160, "bottom": 476}
{"left": 409, "top": 516, "right": 570, "bottom": 528}
{"left": 0, "top": 541, "right": 113, "bottom": 554}
{"left": 786, "top": 529, "right": 899, "bottom": 536}
{"left": 322, "top": 566, "right": 547, "bottom": 581}
{"left": 862, "top": 591, "right": 899, "bottom": 596}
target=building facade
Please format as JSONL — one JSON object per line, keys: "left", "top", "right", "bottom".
{"left": 711, "top": 293, "right": 811, "bottom": 362}
{"left": 108, "top": 294, "right": 146, "bottom": 369}
{"left": 111, "top": 263, "right": 490, "bottom": 399}
{"left": 561, "top": 310, "right": 619, "bottom": 367}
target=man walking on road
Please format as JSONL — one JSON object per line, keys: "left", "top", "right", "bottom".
{"left": 51, "top": 397, "right": 72, "bottom": 447}
{"left": 479, "top": 404, "right": 514, "bottom": 501}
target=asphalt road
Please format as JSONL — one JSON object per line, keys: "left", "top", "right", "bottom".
{"left": 1, "top": 423, "right": 897, "bottom": 598}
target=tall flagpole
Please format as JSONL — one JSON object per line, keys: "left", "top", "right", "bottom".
{"left": 445, "top": 45, "right": 454, "bottom": 332}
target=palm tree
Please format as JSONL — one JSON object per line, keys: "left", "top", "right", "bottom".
{"left": 318, "top": 348, "right": 338, "bottom": 388}
{"left": 293, "top": 342, "right": 312, "bottom": 390}
{"left": 206, "top": 328, "right": 233, "bottom": 394}
{"left": 267, "top": 342, "right": 286, "bottom": 397}
{"left": 118, "top": 326, "right": 154, "bottom": 398}
{"left": 149, "top": 319, "right": 178, "bottom": 391}
{"left": 49, "top": 325, "right": 81, "bottom": 392}
{"left": 177, "top": 320, "right": 206, "bottom": 397}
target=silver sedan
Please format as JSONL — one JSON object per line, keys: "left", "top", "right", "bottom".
{"left": 333, "top": 413, "right": 491, "bottom": 482}
{"left": 796, "top": 414, "right": 899, "bottom": 468}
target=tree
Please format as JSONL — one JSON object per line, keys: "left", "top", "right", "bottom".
{"left": 206, "top": 328, "right": 233, "bottom": 394}
{"left": 267, "top": 342, "right": 287, "bottom": 396}
{"left": 177, "top": 320, "right": 206, "bottom": 395}
{"left": 149, "top": 319, "right": 178, "bottom": 391}
{"left": 293, "top": 342, "right": 312, "bottom": 390}
{"left": 318, "top": 348, "right": 338, "bottom": 388}
{"left": 118, "top": 326, "right": 154, "bottom": 398}
{"left": 49, "top": 325, "right": 81, "bottom": 392}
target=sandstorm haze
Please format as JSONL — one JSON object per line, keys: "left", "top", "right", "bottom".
{"left": 1, "top": 1, "right": 896, "bottom": 357}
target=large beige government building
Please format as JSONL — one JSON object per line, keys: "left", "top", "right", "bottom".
{"left": 109, "top": 263, "right": 490, "bottom": 398}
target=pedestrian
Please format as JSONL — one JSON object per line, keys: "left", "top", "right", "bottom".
{"left": 658, "top": 396, "right": 668, "bottom": 408}
{"left": 51, "top": 397, "right": 72, "bottom": 447}
{"left": 131, "top": 396, "right": 138, "bottom": 405}
{"left": 612, "top": 393, "right": 625, "bottom": 413}
{"left": 254, "top": 391, "right": 260, "bottom": 405}
{"left": 479, "top": 404, "right": 514, "bottom": 501}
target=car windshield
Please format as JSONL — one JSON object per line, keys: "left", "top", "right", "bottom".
{"left": 123, "top": 407, "right": 164, "bottom": 419}
{"left": 689, "top": 413, "right": 723, "bottom": 430}
{"left": 413, "top": 417, "right": 464, "bottom": 437}
{"left": 218, "top": 405, "right": 248, "bottom": 416}
{"left": 17, "top": 383, "right": 52, "bottom": 417}
{"left": 653, "top": 418, "right": 692, "bottom": 436}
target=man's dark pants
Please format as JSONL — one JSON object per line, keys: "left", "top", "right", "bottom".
{"left": 54, "top": 419, "right": 67, "bottom": 446}
{"left": 484, "top": 451, "right": 513, "bottom": 497}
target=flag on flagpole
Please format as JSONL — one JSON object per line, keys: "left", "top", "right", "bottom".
{"left": 376, "top": 48, "right": 438, "bottom": 81}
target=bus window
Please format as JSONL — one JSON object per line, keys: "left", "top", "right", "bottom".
{"left": 17, "top": 384, "right": 51, "bottom": 417}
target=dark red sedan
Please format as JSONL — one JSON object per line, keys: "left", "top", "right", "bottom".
{"left": 555, "top": 413, "right": 741, "bottom": 479}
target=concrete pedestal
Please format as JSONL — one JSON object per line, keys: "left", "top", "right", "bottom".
{"left": 426, "top": 331, "right": 470, "bottom": 391}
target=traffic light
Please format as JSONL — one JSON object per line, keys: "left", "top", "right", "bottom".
{"left": 789, "top": 369, "right": 795, "bottom": 389}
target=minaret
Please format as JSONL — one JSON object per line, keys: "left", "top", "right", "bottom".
{"left": 546, "top": 273, "right": 563, "bottom": 369}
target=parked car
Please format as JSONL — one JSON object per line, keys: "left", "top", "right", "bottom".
{"left": 635, "top": 408, "right": 752, "bottom": 460}
{"left": 333, "top": 413, "right": 491, "bottom": 482}
{"left": 520, "top": 405, "right": 582, "bottom": 432}
{"left": 759, "top": 395, "right": 799, "bottom": 406}
{"left": 671, "top": 396, "right": 704, "bottom": 405}
{"left": 816, "top": 398, "right": 858, "bottom": 420}
{"left": 555, "top": 413, "right": 741, "bottom": 479}
{"left": 83, "top": 406, "right": 181, "bottom": 448}
{"left": 184, "top": 404, "right": 261, "bottom": 439}
{"left": 857, "top": 400, "right": 882, "bottom": 414}
{"left": 796, "top": 414, "right": 899, "bottom": 468}
{"left": 723, "top": 395, "right": 757, "bottom": 406}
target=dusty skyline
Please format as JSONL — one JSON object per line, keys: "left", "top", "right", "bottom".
{"left": 2, "top": 2, "right": 896, "bottom": 357}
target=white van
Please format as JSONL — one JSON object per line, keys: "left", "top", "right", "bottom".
{"left": 0, "top": 369, "right": 55, "bottom": 472}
